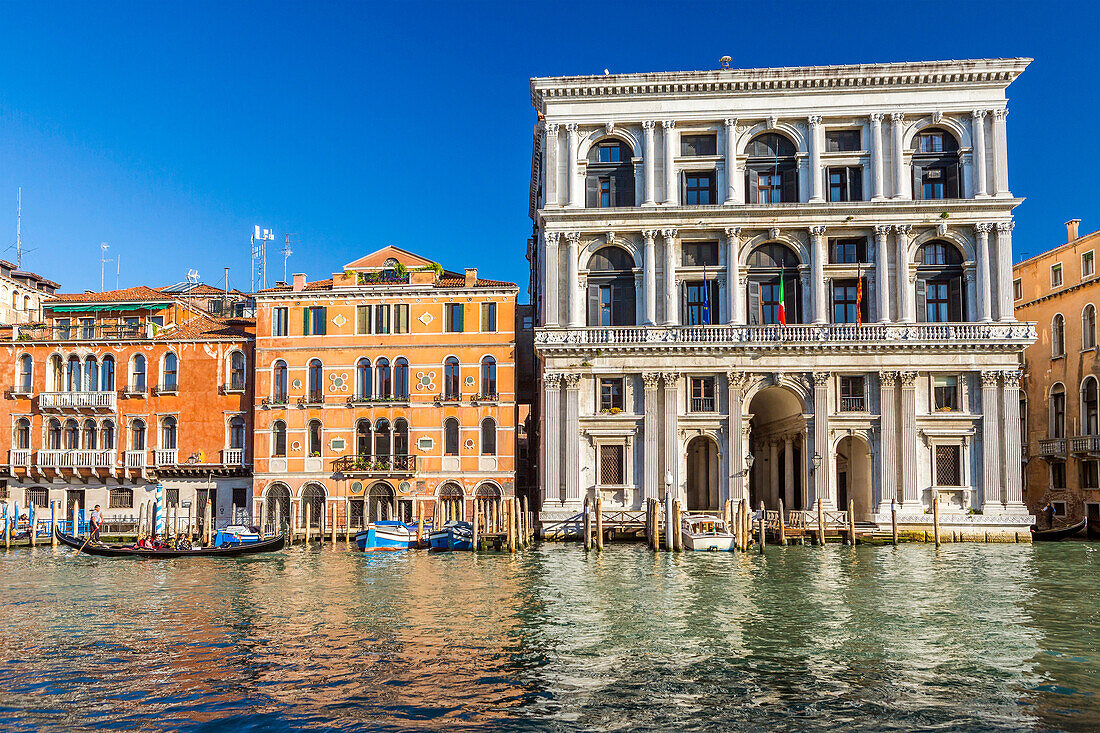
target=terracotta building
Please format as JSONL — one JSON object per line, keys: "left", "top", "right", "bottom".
{"left": 0, "top": 286, "right": 254, "bottom": 530}
{"left": 251, "top": 246, "right": 519, "bottom": 531}
{"left": 1015, "top": 219, "right": 1100, "bottom": 525}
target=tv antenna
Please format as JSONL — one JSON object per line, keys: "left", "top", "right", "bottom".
{"left": 186, "top": 269, "right": 200, "bottom": 314}
{"left": 283, "top": 233, "right": 298, "bottom": 284}
{"left": 100, "top": 242, "right": 112, "bottom": 292}
{"left": 15, "top": 188, "right": 22, "bottom": 269}
{"left": 251, "top": 225, "right": 274, "bottom": 293}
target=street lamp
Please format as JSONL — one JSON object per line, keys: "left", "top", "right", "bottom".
{"left": 744, "top": 453, "right": 755, "bottom": 472}
{"left": 811, "top": 452, "right": 823, "bottom": 473}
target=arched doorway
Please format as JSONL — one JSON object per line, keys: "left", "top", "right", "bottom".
{"left": 367, "top": 482, "right": 396, "bottom": 522}
{"left": 301, "top": 483, "right": 326, "bottom": 528}
{"left": 836, "top": 436, "right": 873, "bottom": 520}
{"left": 438, "top": 482, "right": 464, "bottom": 523}
{"left": 747, "top": 385, "right": 807, "bottom": 511}
{"left": 265, "top": 483, "right": 291, "bottom": 529}
{"left": 475, "top": 483, "right": 503, "bottom": 532}
{"left": 686, "top": 436, "right": 719, "bottom": 511}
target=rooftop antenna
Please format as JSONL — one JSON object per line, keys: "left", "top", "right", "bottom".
{"left": 15, "top": 188, "right": 22, "bottom": 269}
{"left": 720, "top": 55, "right": 732, "bottom": 70}
{"left": 224, "top": 267, "right": 230, "bottom": 316}
{"left": 116, "top": 251, "right": 120, "bottom": 289}
{"left": 186, "top": 268, "right": 200, "bottom": 315}
{"left": 251, "top": 225, "right": 274, "bottom": 293}
{"left": 283, "top": 233, "right": 297, "bottom": 284}
{"left": 100, "top": 242, "right": 112, "bottom": 292}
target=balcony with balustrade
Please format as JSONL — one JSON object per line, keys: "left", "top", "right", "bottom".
{"left": 125, "top": 450, "right": 147, "bottom": 469}
{"left": 222, "top": 448, "right": 245, "bottom": 466}
{"left": 1069, "top": 435, "right": 1100, "bottom": 455}
{"left": 154, "top": 448, "right": 178, "bottom": 466}
{"left": 1038, "top": 438, "right": 1067, "bottom": 458}
{"left": 9, "top": 449, "right": 31, "bottom": 468}
{"left": 37, "top": 449, "right": 115, "bottom": 469}
{"left": 331, "top": 454, "right": 417, "bottom": 477}
{"left": 38, "top": 391, "right": 117, "bottom": 410}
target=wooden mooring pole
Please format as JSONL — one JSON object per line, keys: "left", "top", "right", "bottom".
{"left": 672, "top": 499, "right": 682, "bottom": 552}
{"left": 816, "top": 498, "right": 825, "bottom": 546}
{"left": 933, "top": 494, "right": 941, "bottom": 547}
{"left": 51, "top": 501, "right": 58, "bottom": 547}
{"left": 595, "top": 493, "right": 604, "bottom": 550}
{"left": 847, "top": 499, "right": 856, "bottom": 546}
{"left": 777, "top": 498, "right": 787, "bottom": 546}
{"left": 757, "top": 501, "right": 765, "bottom": 554}
{"left": 305, "top": 503, "right": 312, "bottom": 544}
{"left": 582, "top": 496, "right": 592, "bottom": 550}
{"left": 736, "top": 499, "right": 746, "bottom": 552}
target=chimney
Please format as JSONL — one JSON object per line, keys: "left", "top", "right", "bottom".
{"left": 1067, "top": 219, "right": 1081, "bottom": 243}
{"left": 292, "top": 273, "right": 306, "bottom": 292}
{"left": 464, "top": 268, "right": 477, "bottom": 287}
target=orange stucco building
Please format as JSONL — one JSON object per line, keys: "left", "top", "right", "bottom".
{"left": 1015, "top": 219, "right": 1100, "bottom": 525}
{"left": 0, "top": 286, "right": 255, "bottom": 531}
{"left": 251, "top": 246, "right": 519, "bottom": 531}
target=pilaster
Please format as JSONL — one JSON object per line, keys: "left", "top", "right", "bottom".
{"left": 726, "top": 371, "right": 749, "bottom": 503}
{"left": 663, "top": 229, "right": 678, "bottom": 325}
{"left": 723, "top": 118, "right": 738, "bottom": 204}
{"left": 890, "top": 112, "right": 908, "bottom": 199}
{"left": 895, "top": 225, "right": 914, "bottom": 322}
{"left": 996, "top": 222, "right": 1015, "bottom": 322}
{"left": 563, "top": 373, "right": 581, "bottom": 502}
{"left": 980, "top": 370, "right": 1002, "bottom": 511}
{"left": 1000, "top": 368, "right": 1027, "bottom": 511}
{"left": 725, "top": 227, "right": 742, "bottom": 324}
{"left": 869, "top": 113, "right": 886, "bottom": 201}
{"left": 879, "top": 371, "right": 899, "bottom": 506}
{"left": 874, "top": 225, "right": 891, "bottom": 322}
{"left": 975, "top": 223, "right": 994, "bottom": 323}
{"left": 899, "top": 371, "right": 918, "bottom": 505}
{"left": 565, "top": 232, "right": 582, "bottom": 327}
{"left": 643, "top": 373, "right": 661, "bottom": 502}
{"left": 544, "top": 123, "right": 560, "bottom": 207}
{"left": 662, "top": 120, "right": 677, "bottom": 205}
{"left": 642, "top": 121, "right": 656, "bottom": 206}
{"left": 543, "top": 373, "right": 562, "bottom": 505}
{"left": 813, "top": 371, "right": 832, "bottom": 508}
{"left": 566, "top": 123, "right": 581, "bottom": 208}
{"left": 991, "top": 108, "right": 1010, "bottom": 197}
{"left": 810, "top": 226, "right": 827, "bottom": 324}
{"left": 971, "top": 111, "right": 989, "bottom": 198}
{"left": 543, "top": 231, "right": 560, "bottom": 327}
{"left": 661, "top": 372, "right": 680, "bottom": 499}
{"left": 643, "top": 230, "right": 658, "bottom": 325}
{"left": 808, "top": 115, "right": 824, "bottom": 202}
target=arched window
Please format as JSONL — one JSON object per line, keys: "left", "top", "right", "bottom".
{"left": 394, "top": 358, "right": 409, "bottom": 400}
{"left": 82, "top": 419, "right": 97, "bottom": 449}
{"left": 131, "top": 354, "right": 147, "bottom": 392}
{"left": 1084, "top": 378, "right": 1099, "bottom": 435}
{"left": 356, "top": 357, "right": 372, "bottom": 399}
{"left": 481, "top": 418, "right": 496, "bottom": 455}
{"left": 308, "top": 419, "right": 322, "bottom": 457}
{"left": 23, "top": 295, "right": 30, "bottom": 312}
{"left": 912, "top": 128, "right": 961, "bottom": 200}
{"left": 585, "top": 137, "right": 635, "bottom": 208}
{"left": 48, "top": 354, "right": 62, "bottom": 392}
{"left": 444, "top": 417, "right": 460, "bottom": 456}
{"left": 355, "top": 419, "right": 372, "bottom": 457}
{"left": 745, "top": 133, "right": 797, "bottom": 203}
{"left": 162, "top": 352, "right": 178, "bottom": 392}
{"left": 1052, "top": 314, "right": 1066, "bottom": 357}
{"left": 161, "top": 416, "right": 178, "bottom": 449}
{"left": 1083, "top": 305, "right": 1096, "bottom": 350}
{"left": 480, "top": 357, "right": 497, "bottom": 398}
{"left": 443, "top": 357, "right": 461, "bottom": 400}
{"left": 229, "top": 351, "right": 246, "bottom": 390}
{"left": 586, "top": 246, "right": 637, "bottom": 327}
{"left": 746, "top": 243, "right": 802, "bottom": 325}
{"left": 375, "top": 358, "right": 391, "bottom": 400}
{"left": 17, "top": 354, "right": 32, "bottom": 392}
{"left": 101, "top": 355, "right": 115, "bottom": 391}
{"left": 308, "top": 359, "right": 323, "bottom": 402}
{"left": 272, "top": 420, "right": 287, "bottom": 457}
{"left": 394, "top": 418, "right": 409, "bottom": 457}
{"left": 130, "top": 419, "right": 146, "bottom": 451}
{"left": 65, "top": 355, "right": 80, "bottom": 392}
{"left": 11, "top": 291, "right": 17, "bottom": 310}
{"left": 302, "top": 483, "right": 326, "bottom": 528}
{"left": 229, "top": 416, "right": 246, "bottom": 449}
{"left": 917, "top": 242, "right": 966, "bottom": 323}
{"left": 374, "top": 418, "right": 391, "bottom": 458}
{"left": 100, "top": 419, "right": 115, "bottom": 450}
{"left": 1050, "top": 384, "right": 1066, "bottom": 439}
{"left": 63, "top": 419, "right": 79, "bottom": 449}
{"left": 272, "top": 360, "right": 288, "bottom": 402}
{"left": 83, "top": 357, "right": 99, "bottom": 392}
{"left": 47, "top": 418, "right": 61, "bottom": 449}
{"left": 15, "top": 417, "right": 30, "bottom": 450}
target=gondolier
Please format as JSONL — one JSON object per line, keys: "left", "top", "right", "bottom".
{"left": 89, "top": 505, "right": 103, "bottom": 543}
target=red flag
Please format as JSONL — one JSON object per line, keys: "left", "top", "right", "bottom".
{"left": 777, "top": 275, "right": 787, "bottom": 326}
{"left": 856, "top": 265, "right": 863, "bottom": 327}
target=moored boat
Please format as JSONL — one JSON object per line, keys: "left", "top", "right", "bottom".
{"left": 681, "top": 514, "right": 736, "bottom": 551}
{"left": 355, "top": 521, "right": 420, "bottom": 551}
{"left": 54, "top": 527, "right": 286, "bottom": 558}
{"left": 1031, "top": 518, "right": 1086, "bottom": 541}
{"left": 428, "top": 521, "right": 473, "bottom": 551}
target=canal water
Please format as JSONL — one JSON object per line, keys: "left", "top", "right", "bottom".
{"left": 1, "top": 542, "right": 1098, "bottom": 732}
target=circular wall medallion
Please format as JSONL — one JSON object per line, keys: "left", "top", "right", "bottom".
{"left": 332, "top": 314, "right": 347, "bottom": 328}
{"left": 350, "top": 481, "right": 364, "bottom": 495}
{"left": 292, "top": 379, "right": 302, "bottom": 389}
{"left": 464, "top": 376, "right": 475, "bottom": 387}
{"left": 291, "top": 441, "right": 302, "bottom": 452}
{"left": 464, "top": 439, "right": 475, "bottom": 450}
{"left": 329, "top": 372, "right": 349, "bottom": 392}
{"left": 399, "top": 481, "right": 412, "bottom": 494}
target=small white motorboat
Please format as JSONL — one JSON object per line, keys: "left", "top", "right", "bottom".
{"left": 681, "top": 514, "right": 736, "bottom": 551}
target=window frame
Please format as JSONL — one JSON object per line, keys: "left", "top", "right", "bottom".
{"left": 598, "top": 377, "right": 624, "bottom": 413}
{"left": 1084, "top": 251, "right": 1095, "bottom": 279}
{"left": 933, "top": 375, "right": 960, "bottom": 412}
{"left": 1051, "top": 263, "right": 1064, "bottom": 289}
{"left": 689, "top": 376, "right": 716, "bottom": 413}
{"left": 272, "top": 307, "right": 289, "bottom": 337}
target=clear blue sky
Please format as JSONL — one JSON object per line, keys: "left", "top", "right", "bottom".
{"left": 0, "top": 1, "right": 1093, "bottom": 297}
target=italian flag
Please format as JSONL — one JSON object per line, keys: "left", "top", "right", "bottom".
{"left": 777, "top": 276, "right": 787, "bottom": 326}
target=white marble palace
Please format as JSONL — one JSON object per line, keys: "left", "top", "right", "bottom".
{"left": 527, "top": 58, "right": 1036, "bottom": 535}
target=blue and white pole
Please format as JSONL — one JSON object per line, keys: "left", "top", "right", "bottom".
{"left": 155, "top": 484, "right": 165, "bottom": 537}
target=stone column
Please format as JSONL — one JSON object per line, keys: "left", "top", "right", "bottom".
{"left": 727, "top": 372, "right": 747, "bottom": 503}
{"left": 783, "top": 434, "right": 795, "bottom": 510}
{"left": 808, "top": 115, "right": 824, "bottom": 202}
{"left": 563, "top": 373, "right": 581, "bottom": 502}
{"left": 810, "top": 226, "right": 827, "bottom": 324}
{"left": 642, "top": 121, "right": 656, "bottom": 206}
{"left": 991, "top": 108, "right": 1010, "bottom": 197}
{"left": 895, "top": 225, "right": 914, "bottom": 322}
{"left": 813, "top": 372, "right": 832, "bottom": 509}
{"left": 724, "top": 118, "right": 738, "bottom": 204}
{"left": 971, "top": 110, "right": 988, "bottom": 198}
{"left": 879, "top": 372, "right": 900, "bottom": 506}
{"left": 544, "top": 123, "right": 560, "bottom": 207}
{"left": 543, "top": 373, "right": 562, "bottom": 504}
{"left": 996, "top": 222, "right": 1016, "bottom": 322}
{"left": 543, "top": 231, "right": 560, "bottom": 327}
{"left": 663, "top": 229, "right": 678, "bottom": 326}
{"left": 975, "top": 223, "right": 994, "bottom": 322}
{"left": 1000, "top": 369, "right": 1027, "bottom": 511}
{"left": 643, "top": 373, "right": 661, "bottom": 502}
{"left": 662, "top": 372, "right": 680, "bottom": 500}
{"left": 768, "top": 439, "right": 780, "bottom": 509}
{"left": 663, "top": 120, "right": 677, "bottom": 205}
{"left": 899, "top": 371, "right": 918, "bottom": 505}
{"left": 566, "top": 123, "right": 581, "bottom": 208}
{"left": 869, "top": 113, "right": 885, "bottom": 201}
{"left": 565, "top": 232, "right": 582, "bottom": 327}
{"left": 643, "top": 230, "right": 658, "bottom": 325}
{"left": 980, "top": 370, "right": 1002, "bottom": 511}
{"left": 725, "top": 227, "right": 742, "bottom": 324}
{"left": 891, "top": 112, "right": 908, "bottom": 200}
{"left": 874, "top": 225, "right": 891, "bottom": 322}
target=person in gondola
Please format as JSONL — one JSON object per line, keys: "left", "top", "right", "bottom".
{"left": 1043, "top": 501, "right": 1056, "bottom": 529}
{"left": 89, "top": 505, "right": 103, "bottom": 543}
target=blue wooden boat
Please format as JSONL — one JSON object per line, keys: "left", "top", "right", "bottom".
{"left": 355, "top": 521, "right": 420, "bottom": 551}
{"left": 428, "top": 521, "right": 474, "bottom": 551}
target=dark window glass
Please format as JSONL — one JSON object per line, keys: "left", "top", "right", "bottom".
{"left": 840, "top": 376, "right": 865, "bottom": 411}
{"left": 826, "top": 130, "right": 861, "bottom": 152}
{"left": 598, "top": 177, "right": 612, "bottom": 207}
{"left": 690, "top": 377, "right": 715, "bottom": 412}
{"left": 934, "top": 376, "right": 958, "bottom": 411}
{"left": 832, "top": 279, "right": 867, "bottom": 324}
{"left": 1085, "top": 378, "right": 1099, "bottom": 434}
{"left": 830, "top": 238, "right": 867, "bottom": 264}
{"left": 684, "top": 173, "right": 715, "bottom": 205}
{"left": 597, "top": 143, "right": 623, "bottom": 163}
{"left": 681, "top": 134, "right": 717, "bottom": 156}
{"left": 481, "top": 419, "right": 496, "bottom": 455}
{"left": 827, "top": 166, "right": 863, "bottom": 202}
{"left": 1082, "top": 460, "right": 1099, "bottom": 489}
{"left": 273, "top": 307, "right": 288, "bottom": 336}
{"left": 444, "top": 357, "right": 461, "bottom": 400}
{"left": 308, "top": 359, "right": 323, "bottom": 401}
{"left": 599, "top": 379, "right": 623, "bottom": 412}
{"left": 681, "top": 242, "right": 719, "bottom": 267}
{"left": 683, "top": 280, "right": 719, "bottom": 326}
{"left": 746, "top": 133, "right": 796, "bottom": 157}
{"left": 444, "top": 418, "right": 460, "bottom": 456}
{"left": 480, "top": 302, "right": 497, "bottom": 332}
{"left": 1051, "top": 387, "right": 1066, "bottom": 438}
{"left": 394, "top": 358, "right": 409, "bottom": 400}
{"left": 1052, "top": 462, "right": 1066, "bottom": 489}
{"left": 757, "top": 173, "right": 782, "bottom": 204}
{"left": 445, "top": 303, "right": 464, "bottom": 332}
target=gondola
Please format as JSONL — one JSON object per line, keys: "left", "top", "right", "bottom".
{"left": 1030, "top": 518, "right": 1086, "bottom": 541}
{"left": 54, "top": 527, "right": 286, "bottom": 558}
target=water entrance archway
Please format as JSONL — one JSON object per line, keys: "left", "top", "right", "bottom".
{"left": 747, "top": 385, "right": 807, "bottom": 511}
{"left": 836, "top": 435, "right": 873, "bottom": 520}
{"left": 686, "top": 436, "right": 720, "bottom": 511}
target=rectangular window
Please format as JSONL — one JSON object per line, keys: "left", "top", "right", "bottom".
{"left": 304, "top": 306, "right": 327, "bottom": 336}
{"left": 599, "top": 378, "right": 624, "bottom": 412}
{"left": 925, "top": 281, "right": 952, "bottom": 322}
{"left": 26, "top": 487, "right": 48, "bottom": 508}
{"left": 757, "top": 173, "right": 781, "bottom": 204}
{"left": 445, "top": 303, "right": 464, "bottom": 332}
{"left": 1051, "top": 264, "right": 1063, "bottom": 288}
{"left": 1082, "top": 460, "right": 1099, "bottom": 489}
{"left": 827, "top": 166, "right": 863, "bottom": 202}
{"left": 1051, "top": 462, "right": 1067, "bottom": 490}
{"left": 840, "top": 376, "right": 866, "bottom": 412}
{"left": 934, "top": 445, "right": 961, "bottom": 486}
{"left": 166, "top": 488, "right": 180, "bottom": 507}
{"left": 1013, "top": 278, "right": 1022, "bottom": 300}
{"left": 597, "top": 143, "right": 621, "bottom": 163}
{"left": 590, "top": 283, "right": 636, "bottom": 327}
{"left": 684, "top": 173, "right": 716, "bottom": 205}
{"left": 1084, "top": 251, "right": 1095, "bottom": 278}
{"left": 681, "top": 134, "right": 717, "bottom": 156}
{"left": 599, "top": 444, "right": 625, "bottom": 485}
{"left": 682, "top": 280, "right": 719, "bottom": 326}
{"left": 374, "top": 304, "right": 390, "bottom": 335}
{"left": 356, "top": 305, "right": 371, "bottom": 335}
{"left": 826, "top": 129, "right": 861, "bottom": 152}
{"left": 919, "top": 132, "right": 946, "bottom": 153}
{"left": 81, "top": 318, "right": 95, "bottom": 339}
{"left": 831, "top": 279, "right": 867, "bottom": 324}
{"left": 394, "top": 304, "right": 409, "bottom": 334}
{"left": 480, "top": 302, "right": 497, "bottom": 332}
{"left": 830, "top": 238, "right": 867, "bottom": 264}
{"left": 272, "top": 307, "right": 288, "bottom": 336}
{"left": 690, "top": 377, "right": 716, "bottom": 412}
{"left": 57, "top": 318, "right": 71, "bottom": 339}
{"left": 598, "top": 177, "right": 612, "bottom": 207}
{"left": 681, "top": 241, "right": 719, "bottom": 267}
{"left": 934, "top": 376, "right": 959, "bottom": 411}
{"left": 922, "top": 167, "right": 946, "bottom": 200}
{"left": 232, "top": 487, "right": 247, "bottom": 511}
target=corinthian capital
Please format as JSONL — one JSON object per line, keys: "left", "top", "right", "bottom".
{"left": 812, "top": 372, "right": 830, "bottom": 388}
{"left": 869, "top": 112, "right": 884, "bottom": 124}
{"left": 809, "top": 225, "right": 827, "bottom": 238}
{"left": 662, "top": 228, "right": 678, "bottom": 240}
{"left": 565, "top": 122, "right": 579, "bottom": 133}
{"left": 724, "top": 117, "right": 737, "bottom": 128}
{"left": 642, "top": 229, "right": 658, "bottom": 244}
{"left": 544, "top": 231, "right": 560, "bottom": 248}
{"left": 808, "top": 115, "right": 822, "bottom": 128}
{"left": 642, "top": 372, "right": 662, "bottom": 389}
{"left": 975, "top": 222, "right": 996, "bottom": 235}
{"left": 971, "top": 109, "right": 987, "bottom": 120}
{"left": 564, "top": 231, "right": 581, "bottom": 247}
{"left": 980, "top": 370, "right": 1001, "bottom": 387}
{"left": 873, "top": 224, "right": 892, "bottom": 237}
{"left": 997, "top": 221, "right": 1015, "bottom": 233}
{"left": 894, "top": 224, "right": 913, "bottom": 238}
{"left": 544, "top": 372, "right": 562, "bottom": 389}
{"left": 724, "top": 226, "right": 742, "bottom": 243}
{"left": 992, "top": 108, "right": 1009, "bottom": 121}
{"left": 890, "top": 112, "right": 905, "bottom": 123}
{"left": 879, "top": 371, "right": 899, "bottom": 387}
